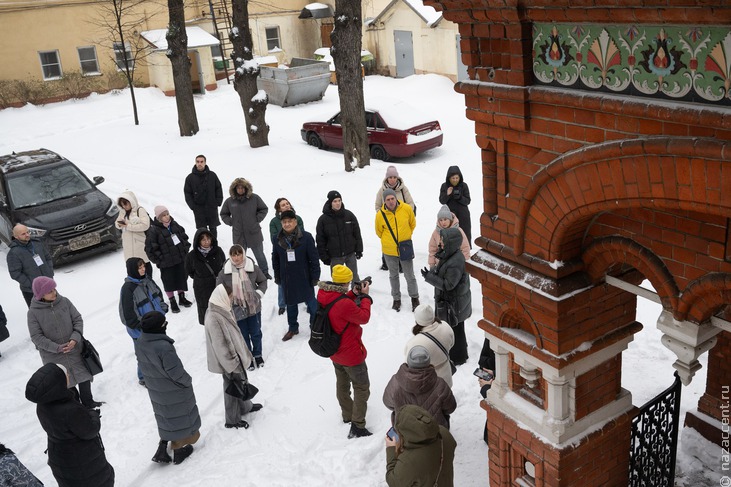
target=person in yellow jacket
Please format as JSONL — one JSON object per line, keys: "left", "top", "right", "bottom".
{"left": 375, "top": 189, "right": 420, "bottom": 312}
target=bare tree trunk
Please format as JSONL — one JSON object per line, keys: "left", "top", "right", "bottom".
{"left": 167, "top": 0, "right": 199, "bottom": 136}
{"left": 230, "top": 0, "right": 269, "bottom": 148}
{"left": 113, "top": 0, "right": 139, "bottom": 125}
{"left": 331, "top": 0, "right": 370, "bottom": 171}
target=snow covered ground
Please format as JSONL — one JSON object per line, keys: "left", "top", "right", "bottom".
{"left": 0, "top": 75, "right": 718, "bottom": 486}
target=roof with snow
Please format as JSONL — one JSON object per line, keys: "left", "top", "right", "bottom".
{"left": 299, "top": 2, "right": 333, "bottom": 19}
{"left": 140, "top": 26, "right": 220, "bottom": 51}
{"left": 368, "top": 0, "right": 442, "bottom": 28}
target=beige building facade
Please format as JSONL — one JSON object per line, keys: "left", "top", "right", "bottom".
{"left": 0, "top": 0, "right": 326, "bottom": 103}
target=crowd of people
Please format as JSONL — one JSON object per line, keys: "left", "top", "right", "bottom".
{"left": 2, "top": 156, "right": 495, "bottom": 486}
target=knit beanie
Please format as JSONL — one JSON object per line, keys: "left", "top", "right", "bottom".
{"left": 385, "top": 165, "right": 399, "bottom": 178}
{"left": 327, "top": 190, "right": 342, "bottom": 204}
{"left": 437, "top": 205, "right": 453, "bottom": 221}
{"left": 414, "top": 304, "right": 435, "bottom": 327}
{"left": 407, "top": 346, "right": 431, "bottom": 369}
{"left": 331, "top": 264, "right": 353, "bottom": 284}
{"left": 140, "top": 311, "right": 167, "bottom": 334}
{"left": 154, "top": 205, "right": 169, "bottom": 219}
{"left": 279, "top": 210, "right": 297, "bottom": 221}
{"left": 382, "top": 188, "right": 397, "bottom": 201}
{"left": 32, "top": 276, "right": 57, "bottom": 300}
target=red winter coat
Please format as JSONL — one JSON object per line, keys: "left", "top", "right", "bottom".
{"left": 317, "top": 285, "right": 372, "bottom": 367}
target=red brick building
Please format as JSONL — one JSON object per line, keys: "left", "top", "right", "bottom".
{"left": 426, "top": 1, "right": 731, "bottom": 485}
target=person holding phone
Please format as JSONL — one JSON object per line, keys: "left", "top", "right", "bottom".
{"left": 383, "top": 346, "right": 456, "bottom": 429}
{"left": 385, "top": 405, "right": 456, "bottom": 487}
{"left": 477, "top": 338, "right": 496, "bottom": 444}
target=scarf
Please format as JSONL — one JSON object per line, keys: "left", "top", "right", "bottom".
{"left": 199, "top": 246, "right": 212, "bottom": 256}
{"left": 231, "top": 257, "right": 259, "bottom": 312}
{"left": 209, "top": 284, "right": 235, "bottom": 321}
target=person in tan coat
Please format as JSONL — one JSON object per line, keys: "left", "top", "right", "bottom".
{"left": 204, "top": 283, "right": 262, "bottom": 429}
{"left": 427, "top": 205, "right": 470, "bottom": 269}
{"left": 115, "top": 190, "right": 153, "bottom": 277}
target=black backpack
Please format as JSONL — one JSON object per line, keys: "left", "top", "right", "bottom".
{"left": 309, "top": 295, "right": 349, "bottom": 357}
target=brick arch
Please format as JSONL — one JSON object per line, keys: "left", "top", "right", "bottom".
{"left": 513, "top": 137, "right": 731, "bottom": 261}
{"left": 582, "top": 236, "right": 680, "bottom": 311}
{"left": 499, "top": 305, "right": 544, "bottom": 349}
{"left": 677, "top": 273, "right": 731, "bottom": 324}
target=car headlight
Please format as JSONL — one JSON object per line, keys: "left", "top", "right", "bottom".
{"left": 27, "top": 226, "right": 47, "bottom": 238}
{"left": 106, "top": 202, "right": 119, "bottom": 218}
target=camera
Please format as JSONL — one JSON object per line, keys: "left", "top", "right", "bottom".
{"left": 353, "top": 276, "right": 372, "bottom": 292}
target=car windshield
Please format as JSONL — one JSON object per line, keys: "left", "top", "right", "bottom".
{"left": 7, "top": 162, "right": 93, "bottom": 208}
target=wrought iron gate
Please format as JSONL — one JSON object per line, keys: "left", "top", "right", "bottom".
{"left": 628, "top": 371, "right": 682, "bottom": 486}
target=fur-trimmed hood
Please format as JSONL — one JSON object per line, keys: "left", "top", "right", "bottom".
{"left": 228, "top": 178, "right": 253, "bottom": 199}
{"left": 317, "top": 280, "right": 349, "bottom": 294}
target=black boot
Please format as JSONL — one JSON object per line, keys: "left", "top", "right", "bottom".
{"left": 392, "top": 299, "right": 401, "bottom": 312}
{"left": 411, "top": 297, "right": 420, "bottom": 312}
{"left": 170, "top": 296, "right": 180, "bottom": 313}
{"left": 173, "top": 444, "right": 194, "bottom": 465}
{"left": 152, "top": 440, "right": 172, "bottom": 464}
{"left": 178, "top": 293, "right": 192, "bottom": 308}
{"left": 348, "top": 424, "right": 372, "bottom": 439}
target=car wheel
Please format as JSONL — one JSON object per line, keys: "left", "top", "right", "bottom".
{"left": 370, "top": 144, "right": 390, "bottom": 161}
{"left": 307, "top": 132, "right": 324, "bottom": 150}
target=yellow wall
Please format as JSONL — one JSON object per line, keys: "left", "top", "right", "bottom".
{"left": 365, "top": 1, "right": 460, "bottom": 81}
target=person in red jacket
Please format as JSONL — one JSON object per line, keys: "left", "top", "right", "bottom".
{"left": 316, "top": 264, "right": 373, "bottom": 439}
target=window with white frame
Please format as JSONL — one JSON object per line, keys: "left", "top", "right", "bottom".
{"left": 39, "top": 50, "right": 62, "bottom": 80}
{"left": 265, "top": 26, "right": 281, "bottom": 51}
{"left": 77, "top": 46, "right": 100, "bottom": 75}
{"left": 113, "top": 42, "right": 134, "bottom": 71}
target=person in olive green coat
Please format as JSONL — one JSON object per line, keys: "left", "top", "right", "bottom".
{"left": 385, "top": 405, "right": 457, "bottom": 487}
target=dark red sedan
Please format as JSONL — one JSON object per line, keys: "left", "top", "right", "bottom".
{"left": 300, "top": 106, "right": 443, "bottom": 161}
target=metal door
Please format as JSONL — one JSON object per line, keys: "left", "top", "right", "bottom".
{"left": 394, "top": 30, "right": 414, "bottom": 78}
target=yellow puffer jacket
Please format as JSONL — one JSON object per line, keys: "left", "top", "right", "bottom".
{"left": 375, "top": 202, "right": 416, "bottom": 257}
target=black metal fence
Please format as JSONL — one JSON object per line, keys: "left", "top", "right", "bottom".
{"left": 628, "top": 371, "right": 682, "bottom": 487}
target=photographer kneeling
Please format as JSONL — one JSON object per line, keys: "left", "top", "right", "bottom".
{"left": 316, "top": 265, "right": 373, "bottom": 438}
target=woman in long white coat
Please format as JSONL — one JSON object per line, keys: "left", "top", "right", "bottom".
{"left": 204, "top": 283, "right": 262, "bottom": 429}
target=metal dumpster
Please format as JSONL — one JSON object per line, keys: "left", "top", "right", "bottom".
{"left": 257, "top": 58, "right": 330, "bottom": 107}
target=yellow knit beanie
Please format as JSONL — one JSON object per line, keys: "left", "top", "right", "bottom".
{"left": 331, "top": 264, "right": 353, "bottom": 284}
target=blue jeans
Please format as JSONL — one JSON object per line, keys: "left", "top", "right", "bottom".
{"left": 237, "top": 312, "right": 262, "bottom": 358}
{"left": 286, "top": 297, "right": 318, "bottom": 333}
{"left": 278, "top": 285, "right": 285, "bottom": 309}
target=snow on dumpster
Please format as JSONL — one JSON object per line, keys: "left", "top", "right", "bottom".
{"left": 256, "top": 58, "right": 330, "bottom": 107}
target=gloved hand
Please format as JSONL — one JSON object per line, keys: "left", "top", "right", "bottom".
{"left": 322, "top": 258, "right": 331, "bottom": 266}
{"left": 274, "top": 278, "right": 280, "bottom": 285}
{"left": 312, "top": 279, "right": 319, "bottom": 287}
{"left": 355, "top": 252, "right": 362, "bottom": 260}
{"left": 421, "top": 267, "right": 429, "bottom": 278}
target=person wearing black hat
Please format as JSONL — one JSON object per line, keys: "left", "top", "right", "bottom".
{"left": 134, "top": 311, "right": 201, "bottom": 465}
{"left": 315, "top": 190, "right": 363, "bottom": 282}
{"left": 272, "top": 210, "right": 320, "bottom": 341}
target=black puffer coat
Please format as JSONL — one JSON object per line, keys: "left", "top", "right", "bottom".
{"left": 438, "top": 166, "right": 472, "bottom": 245}
{"left": 134, "top": 332, "right": 201, "bottom": 441}
{"left": 183, "top": 165, "right": 224, "bottom": 227}
{"left": 185, "top": 229, "right": 226, "bottom": 324}
{"left": 315, "top": 201, "right": 363, "bottom": 264}
{"left": 25, "top": 363, "right": 114, "bottom": 487}
{"left": 424, "top": 227, "right": 471, "bottom": 325}
{"left": 145, "top": 217, "right": 191, "bottom": 269}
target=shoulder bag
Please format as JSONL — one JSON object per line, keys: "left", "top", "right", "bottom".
{"left": 380, "top": 210, "right": 414, "bottom": 261}
{"left": 421, "top": 331, "right": 457, "bottom": 375}
{"left": 80, "top": 337, "right": 103, "bottom": 375}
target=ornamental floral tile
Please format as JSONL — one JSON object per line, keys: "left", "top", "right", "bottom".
{"left": 532, "top": 23, "right": 731, "bottom": 106}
